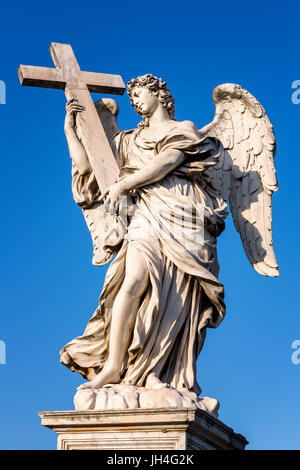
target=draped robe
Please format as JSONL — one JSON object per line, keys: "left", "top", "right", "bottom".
{"left": 60, "top": 122, "right": 229, "bottom": 395}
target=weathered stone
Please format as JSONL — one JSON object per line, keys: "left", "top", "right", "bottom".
{"left": 39, "top": 408, "right": 248, "bottom": 450}
{"left": 73, "top": 383, "right": 220, "bottom": 418}
{"left": 74, "top": 389, "right": 96, "bottom": 411}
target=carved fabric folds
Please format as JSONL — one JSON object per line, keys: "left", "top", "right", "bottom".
{"left": 60, "top": 123, "right": 228, "bottom": 395}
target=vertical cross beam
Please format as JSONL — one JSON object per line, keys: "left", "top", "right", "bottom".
{"left": 18, "top": 43, "right": 126, "bottom": 192}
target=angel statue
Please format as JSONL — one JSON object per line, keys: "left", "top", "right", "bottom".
{"left": 60, "top": 74, "right": 278, "bottom": 416}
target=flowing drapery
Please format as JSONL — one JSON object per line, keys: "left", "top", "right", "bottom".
{"left": 60, "top": 123, "right": 228, "bottom": 394}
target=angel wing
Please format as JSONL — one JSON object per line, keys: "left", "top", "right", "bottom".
{"left": 200, "top": 83, "right": 279, "bottom": 277}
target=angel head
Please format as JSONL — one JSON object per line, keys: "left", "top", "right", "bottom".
{"left": 127, "top": 74, "right": 176, "bottom": 126}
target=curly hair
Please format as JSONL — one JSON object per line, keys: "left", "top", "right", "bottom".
{"left": 127, "top": 74, "right": 176, "bottom": 127}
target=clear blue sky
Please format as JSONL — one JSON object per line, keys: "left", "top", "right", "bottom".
{"left": 0, "top": 0, "right": 299, "bottom": 450}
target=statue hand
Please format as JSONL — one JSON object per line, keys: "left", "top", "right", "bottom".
{"left": 64, "top": 99, "right": 86, "bottom": 133}
{"left": 100, "top": 182, "right": 126, "bottom": 215}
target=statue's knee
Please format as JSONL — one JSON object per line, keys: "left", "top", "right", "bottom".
{"left": 122, "top": 275, "right": 148, "bottom": 298}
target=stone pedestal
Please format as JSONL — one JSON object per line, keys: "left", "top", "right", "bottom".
{"left": 39, "top": 408, "right": 248, "bottom": 450}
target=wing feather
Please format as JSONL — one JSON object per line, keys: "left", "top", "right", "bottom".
{"left": 200, "top": 83, "right": 279, "bottom": 277}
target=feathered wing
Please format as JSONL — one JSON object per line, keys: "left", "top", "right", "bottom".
{"left": 200, "top": 84, "right": 279, "bottom": 277}
{"left": 77, "top": 98, "right": 121, "bottom": 267}
{"left": 94, "top": 98, "right": 121, "bottom": 163}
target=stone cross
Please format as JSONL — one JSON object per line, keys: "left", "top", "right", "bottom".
{"left": 18, "top": 42, "right": 126, "bottom": 192}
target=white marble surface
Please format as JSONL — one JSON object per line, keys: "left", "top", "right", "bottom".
{"left": 39, "top": 408, "right": 248, "bottom": 450}
{"left": 74, "top": 383, "right": 219, "bottom": 417}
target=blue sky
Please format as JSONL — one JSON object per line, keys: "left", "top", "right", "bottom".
{"left": 0, "top": 0, "right": 299, "bottom": 450}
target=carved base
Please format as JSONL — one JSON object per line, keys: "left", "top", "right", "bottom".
{"left": 74, "top": 384, "right": 220, "bottom": 418}
{"left": 39, "top": 408, "right": 248, "bottom": 450}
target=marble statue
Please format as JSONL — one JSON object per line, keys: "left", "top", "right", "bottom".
{"left": 58, "top": 74, "right": 278, "bottom": 415}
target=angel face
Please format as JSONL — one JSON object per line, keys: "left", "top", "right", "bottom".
{"left": 130, "top": 86, "right": 160, "bottom": 118}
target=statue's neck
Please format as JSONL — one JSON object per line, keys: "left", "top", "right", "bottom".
{"left": 147, "top": 105, "right": 171, "bottom": 128}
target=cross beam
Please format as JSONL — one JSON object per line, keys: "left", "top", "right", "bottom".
{"left": 18, "top": 42, "right": 126, "bottom": 192}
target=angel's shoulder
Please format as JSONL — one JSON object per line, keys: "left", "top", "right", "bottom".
{"left": 176, "top": 120, "right": 198, "bottom": 132}
{"left": 113, "top": 128, "right": 135, "bottom": 144}
{"left": 113, "top": 128, "right": 135, "bottom": 139}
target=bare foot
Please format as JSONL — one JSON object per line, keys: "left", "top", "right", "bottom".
{"left": 77, "top": 364, "right": 120, "bottom": 390}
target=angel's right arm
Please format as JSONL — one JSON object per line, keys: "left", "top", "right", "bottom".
{"left": 119, "top": 148, "right": 185, "bottom": 192}
{"left": 64, "top": 100, "right": 92, "bottom": 176}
